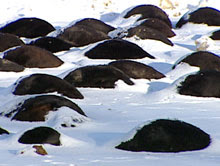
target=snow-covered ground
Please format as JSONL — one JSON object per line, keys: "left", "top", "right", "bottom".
{"left": 1, "top": 0, "right": 220, "bottom": 165}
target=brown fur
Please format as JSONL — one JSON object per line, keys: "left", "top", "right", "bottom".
{"left": 0, "top": 17, "right": 55, "bottom": 38}
{"left": 0, "top": 33, "right": 24, "bottom": 52}
{"left": 5, "top": 95, "right": 86, "bottom": 121}
{"left": 3, "top": 45, "right": 63, "bottom": 68}
{"left": 13, "top": 73, "right": 84, "bottom": 99}
{"left": 64, "top": 65, "right": 134, "bottom": 88}
{"left": 109, "top": 60, "right": 165, "bottom": 80}
{"left": 124, "top": 4, "right": 172, "bottom": 28}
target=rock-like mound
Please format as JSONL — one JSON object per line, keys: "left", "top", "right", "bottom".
{"left": 74, "top": 18, "right": 115, "bottom": 34}
{"left": 210, "top": 29, "right": 220, "bottom": 40}
{"left": 178, "top": 70, "right": 220, "bottom": 98}
{"left": 173, "top": 51, "right": 220, "bottom": 72}
{"left": 64, "top": 65, "right": 134, "bottom": 88}
{"left": 0, "top": 33, "right": 24, "bottom": 52}
{"left": 0, "top": 17, "right": 55, "bottom": 38}
{"left": 124, "top": 4, "right": 172, "bottom": 28}
{"left": 30, "top": 37, "right": 73, "bottom": 53}
{"left": 176, "top": 7, "right": 220, "bottom": 28}
{"left": 0, "top": 58, "right": 24, "bottom": 72}
{"left": 3, "top": 45, "right": 63, "bottom": 68}
{"left": 13, "top": 73, "right": 83, "bottom": 99}
{"left": 0, "top": 127, "right": 9, "bottom": 135}
{"left": 18, "top": 126, "right": 61, "bottom": 146}
{"left": 116, "top": 119, "right": 211, "bottom": 152}
{"left": 57, "top": 24, "right": 110, "bottom": 47}
{"left": 127, "top": 26, "right": 173, "bottom": 46}
{"left": 137, "top": 18, "right": 175, "bottom": 38}
{"left": 5, "top": 95, "right": 86, "bottom": 121}
{"left": 85, "top": 39, "right": 155, "bottom": 59}
{"left": 109, "top": 60, "right": 165, "bottom": 79}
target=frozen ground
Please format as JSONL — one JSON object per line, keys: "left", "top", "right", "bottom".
{"left": 1, "top": 0, "right": 220, "bottom": 165}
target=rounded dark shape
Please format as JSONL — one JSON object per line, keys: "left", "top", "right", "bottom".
{"left": 13, "top": 73, "right": 83, "bottom": 99}
{"left": 0, "top": 17, "right": 55, "bottom": 38}
{"left": 64, "top": 65, "right": 134, "bottom": 88}
{"left": 7, "top": 95, "right": 86, "bottom": 121}
{"left": 124, "top": 4, "right": 172, "bottom": 28}
{"left": 0, "top": 127, "right": 9, "bottom": 135}
{"left": 116, "top": 119, "right": 211, "bottom": 152}
{"left": 173, "top": 51, "right": 220, "bottom": 72}
{"left": 210, "top": 29, "right": 220, "bottom": 40}
{"left": 0, "top": 58, "right": 24, "bottom": 72}
{"left": 57, "top": 25, "right": 110, "bottom": 47}
{"left": 18, "top": 126, "right": 61, "bottom": 146}
{"left": 109, "top": 60, "right": 165, "bottom": 79}
{"left": 127, "top": 26, "right": 174, "bottom": 46}
{"left": 85, "top": 39, "right": 155, "bottom": 59}
{"left": 178, "top": 70, "right": 220, "bottom": 98}
{"left": 176, "top": 7, "right": 220, "bottom": 28}
{"left": 138, "top": 18, "right": 175, "bottom": 37}
{"left": 74, "top": 18, "right": 115, "bottom": 34}
{"left": 3, "top": 45, "right": 64, "bottom": 68}
{"left": 0, "top": 33, "right": 24, "bottom": 52}
{"left": 29, "top": 37, "right": 74, "bottom": 53}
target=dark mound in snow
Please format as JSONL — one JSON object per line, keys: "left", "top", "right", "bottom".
{"left": 5, "top": 95, "right": 86, "bottom": 122}
{"left": 18, "top": 126, "right": 61, "bottom": 146}
{"left": 124, "top": 4, "right": 172, "bottom": 28}
{"left": 0, "top": 127, "right": 9, "bottom": 135}
{"left": 3, "top": 45, "right": 63, "bottom": 68}
{"left": 116, "top": 119, "right": 211, "bottom": 152}
{"left": 74, "top": 18, "right": 115, "bottom": 34}
{"left": 178, "top": 70, "right": 220, "bottom": 98}
{"left": 173, "top": 51, "right": 220, "bottom": 72}
{"left": 0, "top": 58, "right": 24, "bottom": 72}
{"left": 13, "top": 73, "right": 84, "bottom": 99}
{"left": 137, "top": 18, "right": 175, "bottom": 38}
{"left": 30, "top": 37, "right": 74, "bottom": 53}
{"left": 176, "top": 7, "right": 220, "bottom": 28}
{"left": 0, "top": 17, "right": 55, "bottom": 38}
{"left": 127, "top": 26, "right": 174, "bottom": 46}
{"left": 64, "top": 65, "right": 134, "bottom": 88}
{"left": 57, "top": 24, "right": 110, "bottom": 47}
{"left": 85, "top": 39, "right": 155, "bottom": 59}
{"left": 0, "top": 32, "right": 24, "bottom": 52}
{"left": 109, "top": 60, "right": 165, "bottom": 80}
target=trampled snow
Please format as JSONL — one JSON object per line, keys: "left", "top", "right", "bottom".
{"left": 1, "top": 0, "right": 220, "bottom": 165}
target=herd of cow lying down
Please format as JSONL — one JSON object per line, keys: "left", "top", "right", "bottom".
{"left": 1, "top": 4, "right": 220, "bottom": 155}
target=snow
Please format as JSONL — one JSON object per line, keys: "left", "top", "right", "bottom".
{"left": 1, "top": 0, "right": 220, "bottom": 165}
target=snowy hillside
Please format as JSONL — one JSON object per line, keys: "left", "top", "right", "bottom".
{"left": 1, "top": 0, "right": 220, "bottom": 165}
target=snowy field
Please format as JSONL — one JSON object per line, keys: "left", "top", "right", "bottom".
{"left": 1, "top": 0, "right": 220, "bottom": 165}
